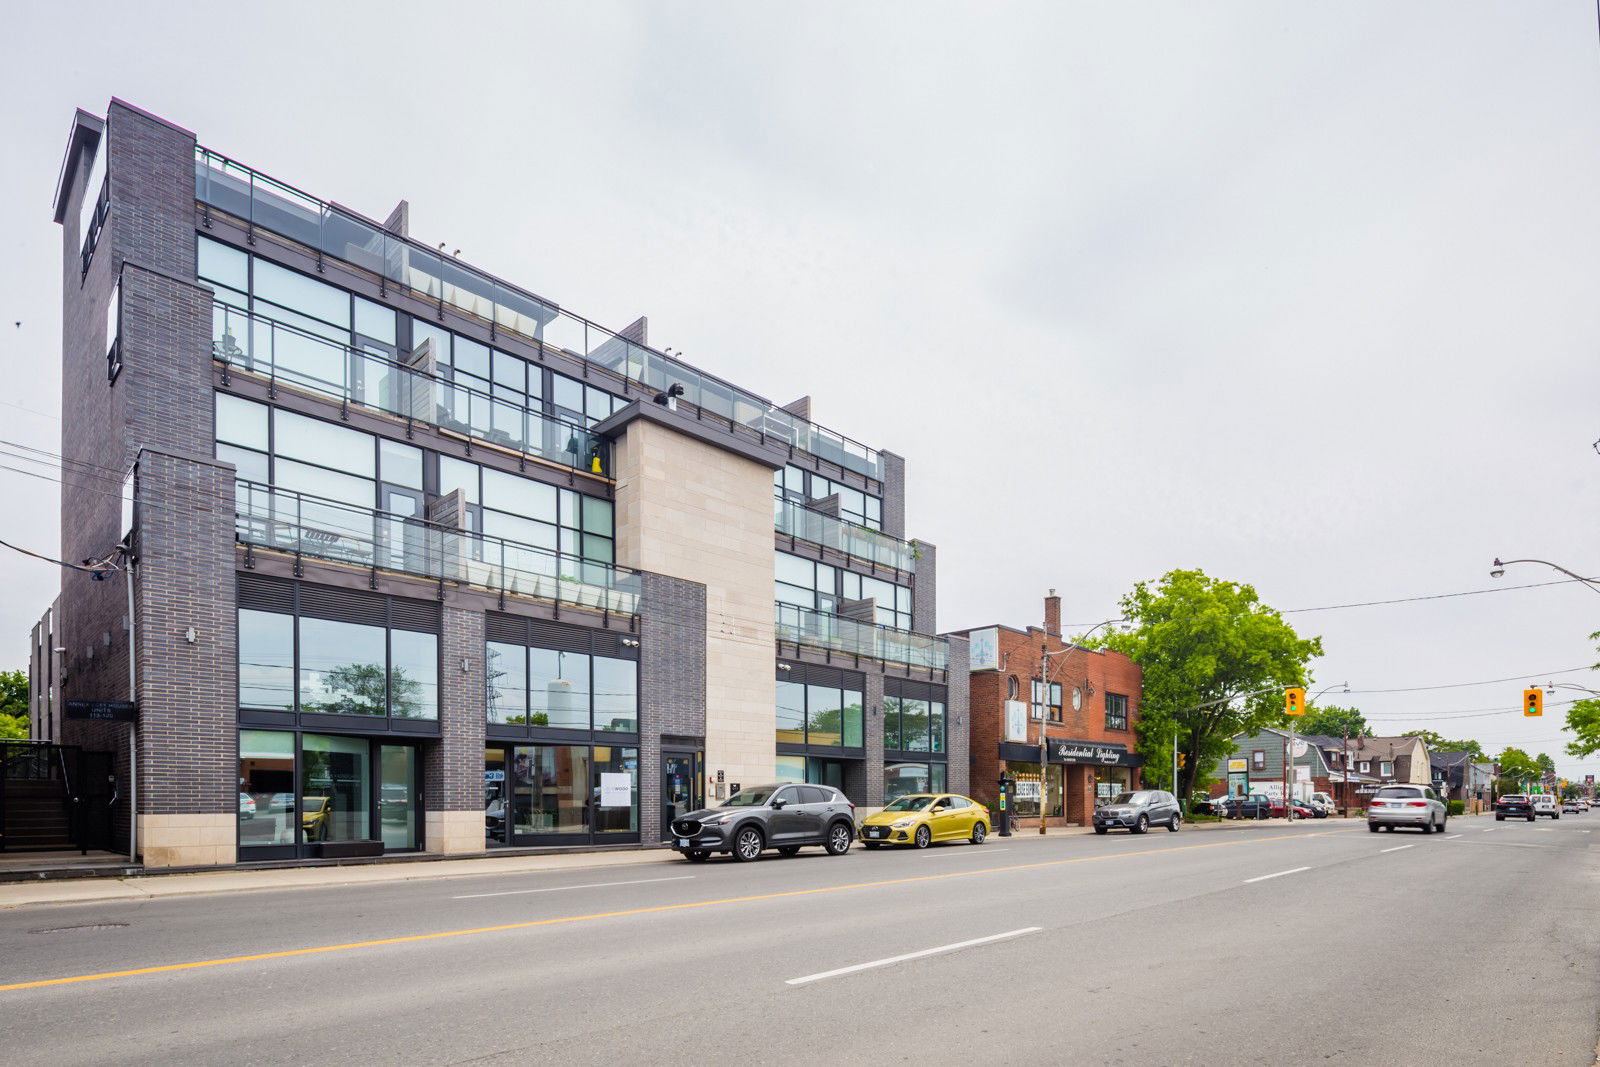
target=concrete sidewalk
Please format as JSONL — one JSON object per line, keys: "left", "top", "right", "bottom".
{"left": 0, "top": 811, "right": 1457, "bottom": 910}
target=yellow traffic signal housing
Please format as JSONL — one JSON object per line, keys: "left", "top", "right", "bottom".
{"left": 1285, "top": 687, "right": 1305, "bottom": 716}
{"left": 1523, "top": 688, "right": 1543, "bottom": 717}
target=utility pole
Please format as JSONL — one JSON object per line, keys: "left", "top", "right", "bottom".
{"left": 1038, "top": 645, "right": 1048, "bottom": 835}
{"left": 1342, "top": 725, "right": 1350, "bottom": 818}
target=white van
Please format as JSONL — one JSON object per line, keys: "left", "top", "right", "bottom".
{"left": 1532, "top": 794, "right": 1560, "bottom": 819}
{"left": 1308, "top": 792, "right": 1336, "bottom": 814}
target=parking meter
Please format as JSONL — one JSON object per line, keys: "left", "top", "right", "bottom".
{"left": 997, "top": 775, "right": 1013, "bottom": 837}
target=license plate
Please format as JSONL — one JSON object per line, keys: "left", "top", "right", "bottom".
{"left": 867, "top": 828, "right": 883, "bottom": 838}
{"left": 677, "top": 837, "right": 689, "bottom": 847}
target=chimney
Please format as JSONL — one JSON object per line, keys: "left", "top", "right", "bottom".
{"left": 1044, "top": 589, "right": 1061, "bottom": 637}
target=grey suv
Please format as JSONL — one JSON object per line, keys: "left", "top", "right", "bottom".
{"left": 1093, "top": 790, "right": 1182, "bottom": 834}
{"left": 1367, "top": 784, "right": 1448, "bottom": 833}
{"left": 670, "top": 783, "right": 857, "bottom": 862}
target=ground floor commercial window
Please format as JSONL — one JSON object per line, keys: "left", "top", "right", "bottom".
{"left": 884, "top": 761, "right": 946, "bottom": 802}
{"left": 238, "top": 729, "right": 421, "bottom": 857}
{"left": 775, "top": 755, "right": 853, "bottom": 794}
{"left": 484, "top": 742, "right": 638, "bottom": 847}
{"left": 1095, "top": 767, "right": 1132, "bottom": 803}
{"left": 1005, "top": 761, "right": 1064, "bottom": 818}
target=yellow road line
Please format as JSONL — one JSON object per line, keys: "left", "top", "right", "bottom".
{"left": 0, "top": 827, "right": 1356, "bottom": 994}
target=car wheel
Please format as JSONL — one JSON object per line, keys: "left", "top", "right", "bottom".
{"left": 1382, "top": 825, "right": 1393, "bottom": 832}
{"left": 684, "top": 850, "right": 710, "bottom": 863}
{"left": 1094, "top": 826, "right": 1108, "bottom": 835}
{"left": 913, "top": 825, "right": 932, "bottom": 849}
{"left": 1527, "top": 815, "right": 1535, "bottom": 823}
{"left": 1496, "top": 814, "right": 1504, "bottom": 821}
{"left": 1421, "top": 819, "right": 1433, "bottom": 834}
{"left": 731, "top": 826, "right": 764, "bottom": 862}
{"left": 971, "top": 822, "right": 987, "bottom": 845}
{"left": 824, "top": 823, "right": 852, "bottom": 856}
{"left": 1368, "top": 822, "right": 1380, "bottom": 833}
{"left": 778, "top": 846, "right": 801, "bottom": 856}
{"left": 1134, "top": 814, "right": 1149, "bottom": 835}
{"left": 1167, "top": 814, "right": 1180, "bottom": 832}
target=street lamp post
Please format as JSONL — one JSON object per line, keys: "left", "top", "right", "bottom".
{"left": 1036, "top": 619, "right": 1122, "bottom": 835}
{"left": 1490, "top": 558, "right": 1600, "bottom": 595}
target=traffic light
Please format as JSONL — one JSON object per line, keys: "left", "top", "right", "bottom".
{"left": 1178, "top": 753, "right": 1187, "bottom": 769}
{"left": 1524, "top": 688, "right": 1543, "bottom": 717}
{"left": 1285, "top": 687, "right": 1305, "bottom": 716}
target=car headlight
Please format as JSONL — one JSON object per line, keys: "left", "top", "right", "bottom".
{"left": 891, "top": 819, "right": 913, "bottom": 828}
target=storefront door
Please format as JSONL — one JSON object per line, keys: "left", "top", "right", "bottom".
{"left": 662, "top": 751, "right": 702, "bottom": 839}
{"left": 378, "top": 744, "right": 418, "bottom": 850}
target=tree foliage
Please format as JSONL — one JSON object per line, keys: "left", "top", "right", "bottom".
{"left": 1564, "top": 698, "right": 1600, "bottom": 759}
{"left": 1087, "top": 569, "right": 1323, "bottom": 798}
{"left": 1298, "top": 704, "right": 1368, "bottom": 738}
{"left": 1536, "top": 752, "right": 1557, "bottom": 779}
{"left": 303, "top": 663, "right": 423, "bottom": 717}
{"left": 0, "top": 669, "right": 28, "bottom": 740}
{"left": 1403, "top": 730, "right": 1487, "bottom": 761}
{"left": 1495, "top": 747, "right": 1540, "bottom": 791}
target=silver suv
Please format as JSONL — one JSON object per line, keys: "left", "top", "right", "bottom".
{"left": 1367, "top": 784, "right": 1448, "bottom": 834}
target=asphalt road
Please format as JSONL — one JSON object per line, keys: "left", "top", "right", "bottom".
{"left": 2, "top": 815, "right": 1596, "bottom": 1065}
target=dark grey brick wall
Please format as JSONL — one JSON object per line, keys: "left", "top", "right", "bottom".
{"left": 880, "top": 450, "right": 905, "bottom": 540}
{"left": 133, "top": 450, "right": 237, "bottom": 815}
{"left": 431, "top": 607, "right": 487, "bottom": 816}
{"left": 945, "top": 636, "right": 971, "bottom": 796}
{"left": 863, "top": 671, "right": 886, "bottom": 807}
{"left": 639, "top": 572, "right": 706, "bottom": 841}
{"left": 911, "top": 540, "right": 937, "bottom": 636}
{"left": 107, "top": 99, "right": 197, "bottom": 281}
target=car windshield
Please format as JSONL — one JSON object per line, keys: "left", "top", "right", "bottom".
{"left": 882, "top": 796, "right": 936, "bottom": 812}
{"left": 1111, "top": 792, "right": 1152, "bottom": 806}
{"left": 1376, "top": 787, "right": 1422, "bottom": 799}
{"left": 722, "top": 787, "right": 777, "bottom": 807}
{"left": 1502, "top": 795, "right": 1527, "bottom": 802}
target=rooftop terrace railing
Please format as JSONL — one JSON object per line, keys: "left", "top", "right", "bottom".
{"left": 774, "top": 499, "right": 916, "bottom": 574}
{"left": 213, "top": 302, "right": 608, "bottom": 477}
{"left": 774, "top": 602, "right": 947, "bottom": 673}
{"left": 235, "top": 479, "right": 641, "bottom": 617}
{"left": 195, "top": 147, "right": 884, "bottom": 482}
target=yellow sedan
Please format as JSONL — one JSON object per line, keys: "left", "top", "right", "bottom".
{"left": 858, "top": 794, "right": 990, "bottom": 849}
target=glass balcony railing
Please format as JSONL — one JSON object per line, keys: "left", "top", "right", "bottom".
{"left": 774, "top": 603, "right": 947, "bottom": 672}
{"left": 235, "top": 480, "right": 641, "bottom": 616}
{"left": 194, "top": 146, "right": 884, "bottom": 482}
{"left": 213, "top": 302, "right": 608, "bottom": 476}
{"left": 774, "top": 499, "right": 916, "bottom": 573}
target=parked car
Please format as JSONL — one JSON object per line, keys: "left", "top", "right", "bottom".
{"left": 1563, "top": 798, "right": 1582, "bottom": 814}
{"left": 1495, "top": 794, "right": 1535, "bottom": 822}
{"left": 1219, "top": 793, "right": 1273, "bottom": 820}
{"left": 1093, "top": 790, "right": 1181, "bottom": 834}
{"left": 1308, "top": 792, "right": 1336, "bottom": 815}
{"left": 858, "top": 793, "right": 989, "bottom": 848}
{"left": 238, "top": 792, "right": 256, "bottom": 820}
{"left": 302, "top": 795, "right": 333, "bottom": 841}
{"left": 1367, "top": 784, "right": 1447, "bottom": 833}
{"left": 1532, "top": 794, "right": 1560, "bottom": 819}
{"left": 670, "top": 783, "right": 856, "bottom": 862}
{"left": 1269, "top": 797, "right": 1320, "bottom": 819}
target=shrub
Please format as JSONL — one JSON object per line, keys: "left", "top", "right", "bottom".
{"left": 1448, "top": 800, "right": 1465, "bottom": 816}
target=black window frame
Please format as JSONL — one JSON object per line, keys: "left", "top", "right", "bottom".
{"left": 1104, "top": 692, "right": 1129, "bottom": 731}
{"left": 774, "top": 662, "right": 866, "bottom": 755}
{"left": 485, "top": 612, "right": 639, "bottom": 744}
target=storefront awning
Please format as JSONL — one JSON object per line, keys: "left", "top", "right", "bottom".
{"left": 998, "top": 741, "right": 1144, "bottom": 768}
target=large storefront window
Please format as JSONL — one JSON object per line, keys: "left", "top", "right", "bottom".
{"left": 774, "top": 668, "right": 863, "bottom": 749}
{"left": 884, "top": 680, "right": 947, "bottom": 755}
{"left": 1008, "top": 761, "right": 1064, "bottom": 819}
{"left": 238, "top": 729, "right": 420, "bottom": 856}
{"left": 1096, "top": 767, "right": 1132, "bottom": 803}
{"left": 776, "top": 755, "right": 850, "bottom": 793}
{"left": 884, "top": 761, "right": 947, "bottom": 802}
{"left": 237, "top": 578, "right": 439, "bottom": 723}
{"left": 485, "top": 616, "right": 638, "bottom": 736}
{"left": 491, "top": 742, "right": 638, "bottom": 844}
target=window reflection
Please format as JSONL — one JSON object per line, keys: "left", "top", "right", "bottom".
{"left": 301, "top": 733, "right": 370, "bottom": 843}
{"left": 238, "top": 730, "right": 295, "bottom": 846}
{"left": 298, "top": 617, "right": 387, "bottom": 715}
{"left": 239, "top": 609, "right": 293, "bottom": 710}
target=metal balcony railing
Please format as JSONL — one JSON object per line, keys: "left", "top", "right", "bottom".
{"left": 195, "top": 146, "right": 884, "bottom": 482}
{"left": 774, "top": 499, "right": 916, "bottom": 574}
{"left": 235, "top": 480, "right": 641, "bottom": 617}
{"left": 212, "top": 302, "right": 608, "bottom": 477}
{"left": 774, "top": 602, "right": 947, "bottom": 672}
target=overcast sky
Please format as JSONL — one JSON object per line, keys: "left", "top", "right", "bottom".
{"left": 2, "top": 2, "right": 1597, "bottom": 775}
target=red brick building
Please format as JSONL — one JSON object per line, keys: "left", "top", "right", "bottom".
{"left": 949, "top": 591, "right": 1144, "bottom": 828}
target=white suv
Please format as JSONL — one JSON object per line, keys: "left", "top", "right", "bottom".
{"left": 1532, "top": 794, "right": 1560, "bottom": 819}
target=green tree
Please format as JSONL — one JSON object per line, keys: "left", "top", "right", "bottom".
{"left": 303, "top": 663, "right": 422, "bottom": 717}
{"left": 1536, "top": 752, "right": 1557, "bottom": 780}
{"left": 0, "top": 669, "right": 28, "bottom": 740}
{"left": 1564, "top": 698, "right": 1600, "bottom": 759}
{"left": 1298, "top": 704, "right": 1368, "bottom": 738}
{"left": 1403, "top": 730, "right": 1487, "bottom": 761}
{"left": 1087, "top": 569, "right": 1323, "bottom": 800}
{"left": 1495, "top": 747, "right": 1540, "bottom": 793}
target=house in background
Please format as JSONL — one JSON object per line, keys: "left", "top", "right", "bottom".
{"left": 1431, "top": 751, "right": 1494, "bottom": 813}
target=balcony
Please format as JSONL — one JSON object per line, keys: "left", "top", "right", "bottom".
{"left": 194, "top": 146, "right": 884, "bottom": 482}
{"left": 775, "top": 499, "right": 916, "bottom": 574}
{"left": 213, "top": 302, "right": 608, "bottom": 476}
{"left": 234, "top": 480, "right": 641, "bottom": 617}
{"left": 774, "top": 603, "right": 947, "bottom": 673}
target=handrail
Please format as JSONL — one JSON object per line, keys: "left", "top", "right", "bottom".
{"left": 774, "top": 602, "right": 948, "bottom": 672}
{"left": 194, "top": 145, "right": 884, "bottom": 482}
{"left": 774, "top": 498, "right": 916, "bottom": 574}
{"left": 212, "top": 302, "right": 609, "bottom": 477}
{"left": 235, "top": 479, "right": 642, "bottom": 617}
{"left": 52, "top": 745, "right": 84, "bottom": 855}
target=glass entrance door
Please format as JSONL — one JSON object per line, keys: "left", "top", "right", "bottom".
{"left": 662, "top": 751, "right": 703, "bottom": 839}
{"left": 378, "top": 485, "right": 425, "bottom": 572}
{"left": 377, "top": 744, "right": 418, "bottom": 850}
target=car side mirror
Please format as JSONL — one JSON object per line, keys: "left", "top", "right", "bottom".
{"left": 771, "top": 798, "right": 786, "bottom": 810}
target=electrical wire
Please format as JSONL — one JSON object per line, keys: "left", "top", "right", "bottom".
{"left": 0, "top": 535, "right": 119, "bottom": 574}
